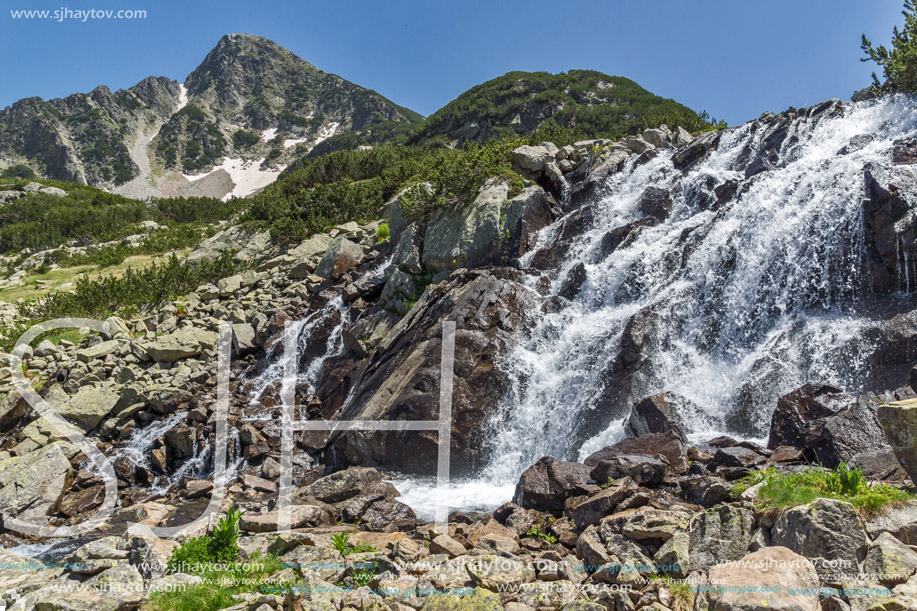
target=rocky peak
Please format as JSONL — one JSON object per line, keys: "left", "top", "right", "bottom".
{"left": 185, "top": 33, "right": 318, "bottom": 115}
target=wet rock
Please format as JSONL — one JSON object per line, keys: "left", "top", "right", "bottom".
{"left": 768, "top": 383, "right": 851, "bottom": 449}
{"left": 709, "top": 446, "right": 766, "bottom": 471}
{"left": 164, "top": 424, "right": 196, "bottom": 459}
{"left": 636, "top": 186, "right": 673, "bottom": 221}
{"left": 863, "top": 161, "right": 917, "bottom": 291}
{"left": 513, "top": 456, "right": 594, "bottom": 515}
{"left": 586, "top": 431, "right": 688, "bottom": 474}
{"left": 673, "top": 130, "right": 721, "bottom": 170}
{"left": 815, "top": 395, "right": 905, "bottom": 478}
{"left": 589, "top": 454, "right": 667, "bottom": 487}
{"left": 330, "top": 269, "right": 539, "bottom": 475}
{"left": 567, "top": 477, "right": 637, "bottom": 528}
{"left": 558, "top": 262, "right": 587, "bottom": 299}
{"left": 626, "top": 392, "right": 691, "bottom": 441}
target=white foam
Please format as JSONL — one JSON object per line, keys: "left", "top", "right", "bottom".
{"left": 389, "top": 478, "right": 514, "bottom": 522}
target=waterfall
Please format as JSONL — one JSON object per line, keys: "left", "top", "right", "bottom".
{"left": 477, "top": 96, "right": 917, "bottom": 487}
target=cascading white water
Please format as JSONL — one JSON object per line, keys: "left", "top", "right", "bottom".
{"left": 394, "top": 98, "right": 917, "bottom": 519}
{"left": 478, "top": 96, "right": 917, "bottom": 492}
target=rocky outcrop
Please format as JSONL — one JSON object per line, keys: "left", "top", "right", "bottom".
{"left": 327, "top": 268, "right": 541, "bottom": 475}
{"left": 878, "top": 398, "right": 917, "bottom": 485}
{"left": 769, "top": 383, "right": 905, "bottom": 479}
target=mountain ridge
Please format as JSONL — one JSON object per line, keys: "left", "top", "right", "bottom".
{"left": 0, "top": 33, "right": 424, "bottom": 200}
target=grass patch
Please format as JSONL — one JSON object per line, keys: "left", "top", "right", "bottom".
{"left": 732, "top": 463, "right": 916, "bottom": 517}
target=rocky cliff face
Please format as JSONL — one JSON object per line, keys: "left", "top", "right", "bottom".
{"left": 0, "top": 77, "right": 178, "bottom": 186}
{"left": 0, "top": 34, "right": 422, "bottom": 197}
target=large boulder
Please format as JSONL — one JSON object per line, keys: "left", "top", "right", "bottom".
{"left": 299, "top": 467, "right": 383, "bottom": 503}
{"left": 56, "top": 384, "right": 120, "bottom": 431}
{"left": 687, "top": 504, "right": 755, "bottom": 572}
{"left": 589, "top": 454, "right": 667, "bottom": 487}
{"left": 815, "top": 395, "right": 905, "bottom": 478}
{"left": 864, "top": 531, "right": 917, "bottom": 585}
{"left": 767, "top": 383, "right": 851, "bottom": 449}
{"left": 771, "top": 498, "right": 868, "bottom": 580}
{"left": 879, "top": 398, "right": 917, "bottom": 485}
{"left": 704, "top": 547, "right": 820, "bottom": 611}
{"left": 514, "top": 456, "right": 594, "bottom": 515}
{"left": 328, "top": 268, "right": 540, "bottom": 475}
{"left": 422, "top": 178, "right": 509, "bottom": 272}
{"left": 585, "top": 430, "right": 688, "bottom": 474}
{"left": 770, "top": 384, "right": 903, "bottom": 478}
{"left": 625, "top": 392, "right": 692, "bottom": 440}
{"left": 239, "top": 506, "right": 334, "bottom": 532}
{"left": 0, "top": 441, "right": 74, "bottom": 520}
{"left": 142, "top": 327, "right": 217, "bottom": 362}
{"left": 315, "top": 237, "right": 365, "bottom": 280}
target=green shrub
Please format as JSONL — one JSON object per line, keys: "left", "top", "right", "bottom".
{"left": 18, "top": 252, "right": 243, "bottom": 324}
{"left": 525, "top": 524, "right": 558, "bottom": 545}
{"left": 863, "top": 0, "right": 917, "bottom": 91}
{"left": 825, "top": 462, "right": 868, "bottom": 496}
{"left": 1, "top": 164, "right": 37, "bottom": 180}
{"left": 210, "top": 507, "right": 243, "bottom": 561}
{"left": 330, "top": 532, "right": 376, "bottom": 556}
{"left": 166, "top": 508, "right": 244, "bottom": 574}
{"left": 232, "top": 129, "right": 260, "bottom": 149}
{"left": 376, "top": 222, "right": 390, "bottom": 241}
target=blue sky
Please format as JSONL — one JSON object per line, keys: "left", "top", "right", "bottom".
{"left": 0, "top": 0, "right": 905, "bottom": 126}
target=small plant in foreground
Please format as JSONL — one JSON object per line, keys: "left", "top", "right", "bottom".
{"left": 166, "top": 507, "right": 244, "bottom": 573}
{"left": 376, "top": 222, "right": 390, "bottom": 241}
{"left": 526, "top": 524, "right": 558, "bottom": 545}
{"left": 330, "top": 531, "right": 376, "bottom": 556}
